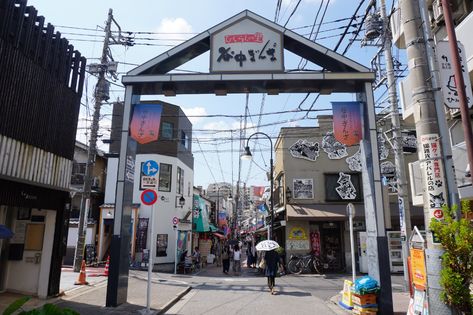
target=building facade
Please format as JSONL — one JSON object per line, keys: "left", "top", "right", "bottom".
{"left": 0, "top": 1, "right": 86, "bottom": 297}
{"left": 64, "top": 141, "right": 107, "bottom": 265}
{"left": 101, "top": 100, "right": 194, "bottom": 269}
{"left": 273, "top": 116, "right": 422, "bottom": 272}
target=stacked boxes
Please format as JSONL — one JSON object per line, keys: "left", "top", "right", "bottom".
{"left": 351, "top": 293, "right": 378, "bottom": 315}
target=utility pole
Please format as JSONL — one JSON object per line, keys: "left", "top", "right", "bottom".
{"left": 401, "top": 0, "right": 452, "bottom": 313}
{"left": 74, "top": 9, "right": 133, "bottom": 272}
{"left": 379, "top": 0, "right": 412, "bottom": 290}
{"left": 73, "top": 9, "right": 114, "bottom": 272}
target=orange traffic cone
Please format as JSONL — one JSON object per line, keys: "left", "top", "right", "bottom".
{"left": 104, "top": 255, "right": 110, "bottom": 276}
{"left": 74, "top": 260, "right": 89, "bottom": 285}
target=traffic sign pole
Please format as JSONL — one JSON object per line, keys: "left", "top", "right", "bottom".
{"left": 146, "top": 197, "right": 156, "bottom": 314}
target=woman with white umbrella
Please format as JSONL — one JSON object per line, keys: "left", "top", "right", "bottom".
{"left": 256, "top": 240, "right": 280, "bottom": 294}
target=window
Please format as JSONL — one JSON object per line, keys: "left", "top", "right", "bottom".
{"left": 324, "top": 173, "right": 362, "bottom": 201}
{"left": 158, "top": 163, "right": 172, "bottom": 192}
{"left": 71, "top": 162, "right": 86, "bottom": 185}
{"left": 180, "top": 131, "right": 189, "bottom": 149}
{"left": 176, "top": 167, "right": 184, "bottom": 195}
{"left": 156, "top": 234, "right": 168, "bottom": 257}
{"left": 161, "top": 122, "right": 174, "bottom": 140}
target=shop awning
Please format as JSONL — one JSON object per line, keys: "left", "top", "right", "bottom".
{"left": 286, "top": 204, "right": 349, "bottom": 221}
{"left": 208, "top": 224, "right": 219, "bottom": 232}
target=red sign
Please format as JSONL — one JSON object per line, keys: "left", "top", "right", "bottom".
{"left": 433, "top": 209, "right": 444, "bottom": 219}
{"left": 141, "top": 189, "right": 157, "bottom": 206}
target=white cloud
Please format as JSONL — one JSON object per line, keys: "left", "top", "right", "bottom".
{"left": 156, "top": 17, "right": 194, "bottom": 46}
{"left": 181, "top": 106, "right": 206, "bottom": 125}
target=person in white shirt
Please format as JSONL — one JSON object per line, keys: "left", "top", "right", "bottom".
{"left": 233, "top": 244, "right": 241, "bottom": 275}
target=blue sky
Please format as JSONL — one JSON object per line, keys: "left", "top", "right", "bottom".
{"left": 27, "top": 0, "right": 400, "bottom": 189}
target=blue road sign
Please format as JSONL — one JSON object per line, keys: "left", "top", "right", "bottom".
{"left": 142, "top": 160, "right": 159, "bottom": 176}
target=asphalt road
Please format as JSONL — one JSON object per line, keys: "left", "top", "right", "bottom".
{"left": 155, "top": 265, "right": 346, "bottom": 315}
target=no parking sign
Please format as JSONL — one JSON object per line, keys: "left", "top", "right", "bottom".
{"left": 141, "top": 189, "right": 157, "bottom": 206}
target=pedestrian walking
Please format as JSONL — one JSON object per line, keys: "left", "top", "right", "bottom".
{"left": 233, "top": 244, "right": 241, "bottom": 275}
{"left": 222, "top": 245, "right": 230, "bottom": 274}
{"left": 264, "top": 249, "right": 280, "bottom": 294}
{"left": 192, "top": 246, "right": 201, "bottom": 270}
{"left": 215, "top": 240, "right": 222, "bottom": 267}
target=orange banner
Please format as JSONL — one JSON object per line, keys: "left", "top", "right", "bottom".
{"left": 410, "top": 248, "right": 427, "bottom": 290}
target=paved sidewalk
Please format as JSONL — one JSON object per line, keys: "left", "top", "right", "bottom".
{"left": 0, "top": 267, "right": 191, "bottom": 314}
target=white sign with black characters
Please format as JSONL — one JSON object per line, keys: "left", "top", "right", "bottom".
{"left": 322, "top": 132, "right": 348, "bottom": 160}
{"left": 436, "top": 41, "right": 473, "bottom": 109}
{"left": 335, "top": 172, "right": 356, "bottom": 200}
{"left": 210, "top": 18, "right": 283, "bottom": 73}
{"left": 293, "top": 179, "right": 314, "bottom": 199}
{"left": 378, "top": 134, "right": 389, "bottom": 161}
{"left": 419, "top": 134, "right": 447, "bottom": 230}
{"left": 346, "top": 148, "right": 362, "bottom": 172}
{"left": 289, "top": 139, "right": 320, "bottom": 162}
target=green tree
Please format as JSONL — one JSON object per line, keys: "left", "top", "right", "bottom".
{"left": 430, "top": 201, "right": 473, "bottom": 314}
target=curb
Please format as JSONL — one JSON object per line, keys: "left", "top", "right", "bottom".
{"left": 325, "top": 293, "right": 351, "bottom": 315}
{"left": 157, "top": 286, "right": 192, "bottom": 315}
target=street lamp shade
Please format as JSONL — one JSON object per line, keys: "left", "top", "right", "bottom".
{"left": 179, "top": 196, "right": 185, "bottom": 206}
{"left": 241, "top": 146, "right": 252, "bottom": 160}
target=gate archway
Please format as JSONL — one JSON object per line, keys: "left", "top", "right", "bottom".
{"left": 107, "top": 10, "right": 393, "bottom": 314}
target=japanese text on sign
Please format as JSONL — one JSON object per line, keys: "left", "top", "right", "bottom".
{"left": 419, "top": 134, "right": 447, "bottom": 243}
{"left": 436, "top": 41, "right": 473, "bottom": 109}
{"left": 211, "top": 18, "right": 283, "bottom": 72}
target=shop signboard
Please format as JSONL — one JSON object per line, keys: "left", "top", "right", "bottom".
{"left": 410, "top": 247, "right": 427, "bottom": 290}
{"left": 210, "top": 17, "right": 283, "bottom": 73}
{"left": 419, "top": 133, "right": 447, "bottom": 244}
{"left": 436, "top": 41, "right": 473, "bottom": 109}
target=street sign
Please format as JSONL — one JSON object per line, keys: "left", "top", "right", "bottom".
{"left": 433, "top": 209, "right": 444, "bottom": 219}
{"left": 172, "top": 216, "right": 179, "bottom": 225}
{"left": 142, "top": 160, "right": 159, "bottom": 176}
{"left": 141, "top": 176, "right": 158, "bottom": 189}
{"left": 141, "top": 189, "right": 158, "bottom": 206}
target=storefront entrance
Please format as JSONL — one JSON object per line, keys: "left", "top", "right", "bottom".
{"left": 309, "top": 222, "right": 344, "bottom": 272}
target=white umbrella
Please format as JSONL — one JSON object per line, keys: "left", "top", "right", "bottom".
{"left": 256, "top": 240, "right": 280, "bottom": 251}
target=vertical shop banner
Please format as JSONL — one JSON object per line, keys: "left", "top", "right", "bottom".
{"left": 410, "top": 248, "right": 427, "bottom": 290}
{"left": 135, "top": 218, "right": 149, "bottom": 253}
{"left": 310, "top": 231, "right": 321, "bottom": 256}
{"left": 130, "top": 103, "right": 163, "bottom": 144}
{"left": 419, "top": 134, "right": 447, "bottom": 243}
{"left": 332, "top": 102, "right": 362, "bottom": 146}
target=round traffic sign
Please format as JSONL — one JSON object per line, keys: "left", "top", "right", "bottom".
{"left": 433, "top": 209, "right": 444, "bottom": 219}
{"left": 141, "top": 189, "right": 158, "bottom": 206}
{"left": 142, "top": 160, "right": 159, "bottom": 176}
{"left": 172, "top": 216, "right": 179, "bottom": 225}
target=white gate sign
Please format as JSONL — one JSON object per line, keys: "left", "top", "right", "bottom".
{"left": 436, "top": 41, "right": 473, "bottom": 109}
{"left": 210, "top": 18, "right": 283, "bottom": 73}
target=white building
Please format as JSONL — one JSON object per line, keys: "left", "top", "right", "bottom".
{"left": 99, "top": 101, "right": 194, "bottom": 269}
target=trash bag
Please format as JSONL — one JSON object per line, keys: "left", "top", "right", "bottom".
{"left": 354, "top": 276, "right": 380, "bottom": 295}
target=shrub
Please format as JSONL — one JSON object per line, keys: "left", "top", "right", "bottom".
{"left": 429, "top": 201, "right": 473, "bottom": 314}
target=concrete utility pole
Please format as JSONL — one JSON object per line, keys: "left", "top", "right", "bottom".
{"left": 379, "top": 0, "right": 412, "bottom": 290}
{"left": 73, "top": 9, "right": 114, "bottom": 272}
{"left": 400, "top": 0, "right": 451, "bottom": 313}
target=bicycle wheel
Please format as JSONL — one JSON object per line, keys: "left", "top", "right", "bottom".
{"left": 312, "top": 257, "right": 323, "bottom": 274}
{"left": 287, "top": 259, "right": 303, "bottom": 274}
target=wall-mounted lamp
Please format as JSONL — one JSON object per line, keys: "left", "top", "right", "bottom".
{"left": 176, "top": 195, "right": 186, "bottom": 207}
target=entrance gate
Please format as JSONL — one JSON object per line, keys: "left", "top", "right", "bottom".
{"left": 106, "top": 10, "right": 394, "bottom": 314}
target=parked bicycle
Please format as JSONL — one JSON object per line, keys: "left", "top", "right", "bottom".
{"left": 287, "top": 253, "right": 323, "bottom": 274}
